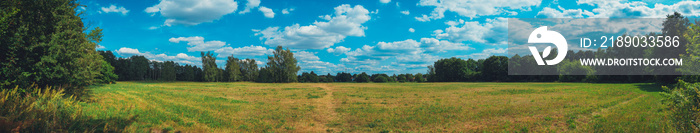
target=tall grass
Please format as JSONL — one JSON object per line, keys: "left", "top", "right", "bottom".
{"left": 0, "top": 85, "right": 136, "bottom": 132}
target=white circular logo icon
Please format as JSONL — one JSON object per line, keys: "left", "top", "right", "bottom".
{"left": 527, "top": 26, "right": 568, "bottom": 65}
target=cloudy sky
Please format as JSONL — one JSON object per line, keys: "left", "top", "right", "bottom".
{"left": 82, "top": 0, "right": 700, "bottom": 75}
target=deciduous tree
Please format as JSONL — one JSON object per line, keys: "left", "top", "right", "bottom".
{"left": 225, "top": 56, "right": 241, "bottom": 82}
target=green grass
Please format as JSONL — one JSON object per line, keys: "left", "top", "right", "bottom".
{"left": 80, "top": 82, "right": 674, "bottom": 132}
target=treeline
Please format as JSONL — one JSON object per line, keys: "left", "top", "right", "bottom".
{"left": 99, "top": 46, "right": 301, "bottom": 83}
{"left": 99, "top": 48, "right": 436, "bottom": 83}
{"left": 99, "top": 51, "right": 204, "bottom": 81}
{"left": 297, "top": 72, "right": 427, "bottom": 83}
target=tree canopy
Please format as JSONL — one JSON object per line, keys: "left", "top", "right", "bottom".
{"left": 1, "top": 0, "right": 110, "bottom": 92}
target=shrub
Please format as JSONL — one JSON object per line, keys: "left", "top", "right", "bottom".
{"left": 373, "top": 76, "right": 388, "bottom": 83}
{"left": 662, "top": 80, "right": 700, "bottom": 132}
{"left": 0, "top": 86, "right": 135, "bottom": 132}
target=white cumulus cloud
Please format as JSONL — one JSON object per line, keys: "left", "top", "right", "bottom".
{"left": 115, "top": 47, "right": 201, "bottom": 65}
{"left": 169, "top": 36, "right": 227, "bottom": 52}
{"left": 100, "top": 5, "right": 130, "bottom": 15}
{"left": 326, "top": 46, "right": 351, "bottom": 55}
{"left": 282, "top": 8, "right": 295, "bottom": 14}
{"left": 258, "top": 6, "right": 275, "bottom": 18}
{"left": 115, "top": 47, "right": 141, "bottom": 56}
{"left": 254, "top": 4, "right": 371, "bottom": 49}
{"left": 145, "top": 0, "right": 238, "bottom": 26}
{"left": 415, "top": 0, "right": 541, "bottom": 21}
{"left": 294, "top": 51, "right": 345, "bottom": 74}
{"left": 535, "top": 0, "right": 700, "bottom": 18}
{"left": 433, "top": 17, "right": 507, "bottom": 45}
{"left": 294, "top": 51, "right": 320, "bottom": 61}
{"left": 536, "top": 6, "right": 594, "bottom": 18}
{"left": 341, "top": 38, "right": 469, "bottom": 66}
{"left": 239, "top": 0, "right": 260, "bottom": 14}
{"left": 214, "top": 45, "right": 273, "bottom": 58}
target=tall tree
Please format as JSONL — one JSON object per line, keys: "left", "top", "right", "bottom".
{"left": 482, "top": 56, "right": 508, "bottom": 82}
{"left": 98, "top": 50, "right": 117, "bottom": 66}
{"left": 217, "top": 68, "right": 226, "bottom": 82}
{"left": 161, "top": 61, "right": 177, "bottom": 81}
{"left": 649, "top": 12, "right": 690, "bottom": 83}
{"left": 115, "top": 58, "right": 131, "bottom": 80}
{"left": 265, "top": 46, "right": 300, "bottom": 83}
{"left": 130, "top": 56, "right": 149, "bottom": 81}
{"left": 239, "top": 59, "right": 259, "bottom": 82}
{"left": 257, "top": 67, "right": 274, "bottom": 83}
{"left": 148, "top": 61, "right": 162, "bottom": 80}
{"left": 426, "top": 66, "right": 436, "bottom": 82}
{"left": 225, "top": 56, "right": 241, "bottom": 82}
{"left": 201, "top": 52, "right": 218, "bottom": 82}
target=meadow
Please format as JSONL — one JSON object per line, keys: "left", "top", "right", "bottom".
{"left": 81, "top": 82, "right": 673, "bottom": 132}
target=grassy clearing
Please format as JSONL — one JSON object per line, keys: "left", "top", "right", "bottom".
{"left": 81, "top": 82, "right": 673, "bottom": 132}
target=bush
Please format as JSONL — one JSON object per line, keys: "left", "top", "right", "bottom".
{"left": 662, "top": 80, "right": 700, "bottom": 132}
{"left": 98, "top": 60, "right": 118, "bottom": 84}
{"left": 0, "top": 86, "right": 135, "bottom": 132}
{"left": 373, "top": 76, "right": 388, "bottom": 83}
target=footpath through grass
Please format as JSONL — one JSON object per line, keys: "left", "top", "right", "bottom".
{"left": 82, "top": 82, "right": 673, "bottom": 132}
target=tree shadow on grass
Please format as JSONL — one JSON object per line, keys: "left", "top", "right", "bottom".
{"left": 634, "top": 83, "right": 665, "bottom": 92}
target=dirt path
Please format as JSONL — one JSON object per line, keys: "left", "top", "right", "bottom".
{"left": 312, "top": 84, "right": 340, "bottom": 132}
{"left": 591, "top": 94, "right": 646, "bottom": 116}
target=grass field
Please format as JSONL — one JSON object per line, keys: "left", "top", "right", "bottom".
{"left": 81, "top": 82, "right": 673, "bottom": 132}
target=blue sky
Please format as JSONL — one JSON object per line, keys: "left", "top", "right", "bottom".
{"left": 81, "top": 0, "right": 700, "bottom": 75}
